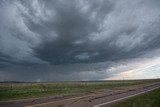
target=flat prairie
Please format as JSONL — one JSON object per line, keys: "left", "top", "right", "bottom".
{"left": 0, "top": 79, "right": 160, "bottom": 100}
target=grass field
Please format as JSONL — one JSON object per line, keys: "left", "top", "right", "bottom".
{"left": 0, "top": 79, "right": 160, "bottom": 101}
{"left": 111, "top": 87, "right": 160, "bottom": 107}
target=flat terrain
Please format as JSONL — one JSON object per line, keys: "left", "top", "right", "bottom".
{"left": 111, "top": 86, "right": 160, "bottom": 107}
{"left": 0, "top": 79, "right": 160, "bottom": 100}
{"left": 0, "top": 79, "right": 160, "bottom": 107}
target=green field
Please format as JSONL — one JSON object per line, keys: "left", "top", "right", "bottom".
{"left": 111, "top": 87, "right": 160, "bottom": 107}
{"left": 0, "top": 79, "right": 160, "bottom": 101}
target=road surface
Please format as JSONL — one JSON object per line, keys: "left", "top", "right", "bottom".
{"left": 0, "top": 82, "right": 160, "bottom": 107}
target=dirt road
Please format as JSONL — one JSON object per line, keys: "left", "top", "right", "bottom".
{"left": 0, "top": 82, "right": 160, "bottom": 107}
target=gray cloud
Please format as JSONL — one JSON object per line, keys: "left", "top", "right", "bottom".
{"left": 0, "top": 0, "right": 160, "bottom": 81}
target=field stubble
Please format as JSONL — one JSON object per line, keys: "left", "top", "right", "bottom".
{"left": 0, "top": 79, "right": 160, "bottom": 100}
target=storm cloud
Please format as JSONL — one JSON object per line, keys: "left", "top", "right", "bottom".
{"left": 0, "top": 0, "right": 160, "bottom": 81}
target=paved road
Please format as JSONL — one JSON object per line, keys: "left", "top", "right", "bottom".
{"left": 0, "top": 82, "right": 160, "bottom": 107}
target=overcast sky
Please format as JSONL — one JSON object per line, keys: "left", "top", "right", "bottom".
{"left": 0, "top": 0, "right": 160, "bottom": 81}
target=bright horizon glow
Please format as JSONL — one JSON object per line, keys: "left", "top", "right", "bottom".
{"left": 105, "top": 57, "right": 160, "bottom": 80}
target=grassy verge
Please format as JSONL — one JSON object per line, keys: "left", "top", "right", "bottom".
{"left": 111, "top": 87, "right": 160, "bottom": 107}
{"left": 0, "top": 79, "right": 160, "bottom": 101}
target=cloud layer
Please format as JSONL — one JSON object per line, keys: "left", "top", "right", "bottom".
{"left": 0, "top": 0, "right": 160, "bottom": 81}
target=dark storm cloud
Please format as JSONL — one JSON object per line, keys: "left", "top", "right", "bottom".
{"left": 0, "top": 0, "right": 160, "bottom": 81}
{"left": 29, "top": 0, "right": 160, "bottom": 65}
{"left": 24, "top": 0, "right": 116, "bottom": 65}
